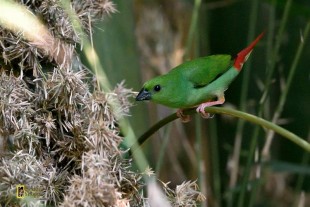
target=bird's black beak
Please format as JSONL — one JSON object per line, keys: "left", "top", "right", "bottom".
{"left": 136, "top": 88, "right": 151, "bottom": 101}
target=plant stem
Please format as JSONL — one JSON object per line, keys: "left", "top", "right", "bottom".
{"left": 238, "top": 1, "right": 292, "bottom": 206}
{"left": 259, "top": 0, "right": 292, "bottom": 107}
{"left": 60, "top": 0, "right": 111, "bottom": 92}
{"left": 262, "top": 20, "right": 310, "bottom": 157}
{"left": 130, "top": 107, "right": 310, "bottom": 153}
{"left": 185, "top": 1, "right": 206, "bottom": 205}
{"left": 155, "top": 124, "right": 172, "bottom": 174}
{"left": 293, "top": 131, "right": 310, "bottom": 207}
{"left": 60, "top": 0, "right": 151, "bottom": 181}
{"left": 209, "top": 120, "right": 221, "bottom": 207}
{"left": 184, "top": 0, "right": 202, "bottom": 59}
{"left": 195, "top": 116, "right": 206, "bottom": 207}
{"left": 228, "top": 1, "right": 260, "bottom": 204}
{"left": 237, "top": 126, "right": 260, "bottom": 207}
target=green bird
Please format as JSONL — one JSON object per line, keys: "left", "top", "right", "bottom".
{"left": 136, "top": 32, "right": 264, "bottom": 120}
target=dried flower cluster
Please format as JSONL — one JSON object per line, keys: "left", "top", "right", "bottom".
{"left": 163, "top": 181, "right": 206, "bottom": 206}
{"left": 0, "top": 0, "right": 204, "bottom": 206}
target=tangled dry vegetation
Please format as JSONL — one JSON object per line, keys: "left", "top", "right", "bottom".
{"left": 0, "top": 0, "right": 204, "bottom": 206}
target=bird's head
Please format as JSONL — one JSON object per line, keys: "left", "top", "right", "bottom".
{"left": 136, "top": 76, "right": 168, "bottom": 103}
{"left": 136, "top": 73, "right": 183, "bottom": 108}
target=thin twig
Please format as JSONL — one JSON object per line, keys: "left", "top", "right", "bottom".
{"left": 129, "top": 107, "right": 309, "bottom": 154}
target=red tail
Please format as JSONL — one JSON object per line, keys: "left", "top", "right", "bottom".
{"left": 233, "top": 32, "right": 265, "bottom": 71}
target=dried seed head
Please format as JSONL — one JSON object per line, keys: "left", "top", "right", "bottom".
{"left": 161, "top": 180, "right": 206, "bottom": 207}
{"left": 0, "top": 0, "right": 117, "bottom": 75}
{"left": 0, "top": 151, "right": 67, "bottom": 205}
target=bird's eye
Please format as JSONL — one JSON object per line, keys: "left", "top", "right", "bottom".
{"left": 154, "top": 85, "right": 161, "bottom": 92}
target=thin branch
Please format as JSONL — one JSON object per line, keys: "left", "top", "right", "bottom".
{"left": 129, "top": 107, "right": 310, "bottom": 154}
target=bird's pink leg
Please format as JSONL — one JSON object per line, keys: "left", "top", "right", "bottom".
{"left": 177, "top": 109, "right": 191, "bottom": 123}
{"left": 196, "top": 96, "right": 225, "bottom": 118}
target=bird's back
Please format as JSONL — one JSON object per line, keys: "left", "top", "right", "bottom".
{"left": 169, "top": 55, "right": 233, "bottom": 88}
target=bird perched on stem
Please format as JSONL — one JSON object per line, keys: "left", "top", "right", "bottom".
{"left": 136, "top": 32, "right": 264, "bottom": 122}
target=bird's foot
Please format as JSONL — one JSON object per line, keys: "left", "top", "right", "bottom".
{"left": 176, "top": 109, "right": 191, "bottom": 123}
{"left": 196, "top": 96, "right": 225, "bottom": 119}
{"left": 196, "top": 105, "right": 211, "bottom": 118}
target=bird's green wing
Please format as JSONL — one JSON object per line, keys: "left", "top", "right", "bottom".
{"left": 175, "top": 55, "right": 233, "bottom": 88}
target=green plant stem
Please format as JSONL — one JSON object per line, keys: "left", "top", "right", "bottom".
{"left": 155, "top": 124, "right": 172, "bottom": 174}
{"left": 60, "top": 0, "right": 151, "bottom": 181}
{"left": 247, "top": 19, "right": 310, "bottom": 204}
{"left": 209, "top": 120, "right": 221, "bottom": 207}
{"left": 262, "top": 20, "right": 310, "bottom": 156}
{"left": 239, "top": 126, "right": 260, "bottom": 207}
{"left": 195, "top": 116, "right": 204, "bottom": 201}
{"left": 185, "top": 1, "right": 206, "bottom": 205}
{"left": 60, "top": 0, "right": 111, "bottom": 92}
{"left": 248, "top": 10, "right": 310, "bottom": 207}
{"left": 228, "top": 1, "right": 260, "bottom": 204}
{"left": 130, "top": 107, "right": 310, "bottom": 153}
{"left": 238, "top": 1, "right": 292, "bottom": 206}
{"left": 259, "top": 0, "right": 292, "bottom": 106}
{"left": 293, "top": 131, "right": 310, "bottom": 207}
{"left": 184, "top": 0, "right": 202, "bottom": 59}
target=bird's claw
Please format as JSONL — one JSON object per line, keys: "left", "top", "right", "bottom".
{"left": 196, "top": 105, "right": 214, "bottom": 119}
{"left": 177, "top": 109, "right": 191, "bottom": 123}
{"left": 196, "top": 106, "right": 209, "bottom": 118}
{"left": 196, "top": 97, "right": 225, "bottom": 119}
